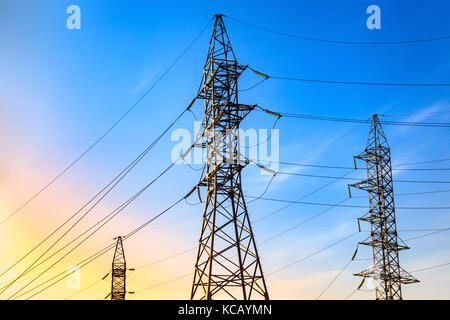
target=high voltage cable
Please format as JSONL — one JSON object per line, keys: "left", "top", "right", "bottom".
{"left": 0, "top": 104, "right": 190, "bottom": 291}
{"left": 63, "top": 273, "right": 108, "bottom": 300}
{"left": 396, "top": 158, "right": 450, "bottom": 166}
{"left": 249, "top": 196, "right": 450, "bottom": 210}
{"left": 258, "top": 198, "right": 350, "bottom": 245}
{"left": 0, "top": 20, "right": 211, "bottom": 227}
{"left": 227, "top": 16, "right": 450, "bottom": 45}
{"left": 6, "top": 159, "right": 181, "bottom": 300}
{"left": 267, "top": 161, "right": 450, "bottom": 171}
{"left": 274, "top": 171, "right": 450, "bottom": 184}
{"left": 268, "top": 75, "right": 450, "bottom": 87}
{"left": 405, "top": 228, "right": 450, "bottom": 241}
{"left": 11, "top": 195, "right": 187, "bottom": 300}
{"left": 17, "top": 241, "right": 118, "bottom": 300}
{"left": 134, "top": 233, "right": 358, "bottom": 294}
{"left": 254, "top": 170, "right": 356, "bottom": 222}
{"left": 410, "top": 262, "right": 450, "bottom": 273}
{"left": 5, "top": 136, "right": 202, "bottom": 298}
{"left": 316, "top": 259, "right": 353, "bottom": 300}
{"left": 134, "top": 248, "right": 194, "bottom": 270}
{"left": 131, "top": 223, "right": 450, "bottom": 295}
{"left": 134, "top": 273, "right": 192, "bottom": 294}
{"left": 248, "top": 67, "right": 450, "bottom": 88}
{"left": 357, "top": 189, "right": 450, "bottom": 197}
{"left": 266, "top": 232, "right": 359, "bottom": 276}
{"left": 255, "top": 107, "right": 450, "bottom": 127}
{"left": 11, "top": 140, "right": 203, "bottom": 299}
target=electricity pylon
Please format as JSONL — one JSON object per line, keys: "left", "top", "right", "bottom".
{"left": 349, "top": 114, "right": 418, "bottom": 300}
{"left": 190, "top": 14, "right": 269, "bottom": 300}
{"left": 111, "top": 236, "right": 127, "bottom": 300}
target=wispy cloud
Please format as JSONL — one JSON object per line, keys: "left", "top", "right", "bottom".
{"left": 130, "top": 67, "right": 156, "bottom": 94}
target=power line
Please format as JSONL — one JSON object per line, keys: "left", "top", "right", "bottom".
{"left": 134, "top": 248, "right": 194, "bottom": 270}
{"left": 63, "top": 273, "right": 108, "bottom": 300}
{"left": 15, "top": 137, "right": 203, "bottom": 299}
{"left": 249, "top": 196, "right": 450, "bottom": 210}
{"left": 254, "top": 170, "right": 356, "bottom": 222}
{"left": 259, "top": 198, "right": 350, "bottom": 245}
{"left": 227, "top": 15, "right": 450, "bottom": 45}
{"left": 395, "top": 158, "right": 450, "bottom": 166}
{"left": 11, "top": 193, "right": 188, "bottom": 300}
{"left": 405, "top": 228, "right": 450, "bottom": 241}
{"left": 255, "top": 107, "right": 450, "bottom": 127}
{"left": 267, "top": 160, "right": 450, "bottom": 171}
{"left": 0, "top": 19, "right": 211, "bottom": 227}
{"left": 0, "top": 103, "right": 191, "bottom": 292}
{"left": 266, "top": 232, "right": 358, "bottom": 276}
{"left": 134, "top": 232, "right": 358, "bottom": 295}
{"left": 134, "top": 273, "right": 192, "bottom": 293}
{"left": 410, "top": 262, "right": 450, "bottom": 273}
{"left": 274, "top": 170, "right": 450, "bottom": 183}
{"left": 316, "top": 259, "right": 353, "bottom": 300}
{"left": 268, "top": 75, "right": 450, "bottom": 87}
{"left": 6, "top": 158, "right": 181, "bottom": 300}
{"left": 5, "top": 136, "right": 203, "bottom": 298}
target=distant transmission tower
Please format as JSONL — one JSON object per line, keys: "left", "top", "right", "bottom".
{"left": 110, "top": 236, "right": 127, "bottom": 300}
{"left": 190, "top": 14, "right": 269, "bottom": 300}
{"left": 350, "top": 114, "right": 418, "bottom": 300}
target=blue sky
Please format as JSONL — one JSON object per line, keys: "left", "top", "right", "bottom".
{"left": 0, "top": 0, "right": 449, "bottom": 299}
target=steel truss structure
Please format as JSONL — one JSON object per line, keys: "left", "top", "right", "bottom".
{"left": 111, "top": 236, "right": 126, "bottom": 300}
{"left": 190, "top": 14, "right": 269, "bottom": 300}
{"left": 350, "top": 114, "right": 418, "bottom": 300}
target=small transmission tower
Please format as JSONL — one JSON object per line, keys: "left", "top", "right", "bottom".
{"left": 190, "top": 14, "right": 269, "bottom": 300}
{"left": 350, "top": 114, "right": 418, "bottom": 300}
{"left": 111, "top": 236, "right": 127, "bottom": 300}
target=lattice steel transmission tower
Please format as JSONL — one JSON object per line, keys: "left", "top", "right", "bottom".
{"left": 190, "top": 14, "right": 269, "bottom": 300}
{"left": 349, "top": 114, "right": 418, "bottom": 300}
{"left": 111, "top": 236, "right": 126, "bottom": 300}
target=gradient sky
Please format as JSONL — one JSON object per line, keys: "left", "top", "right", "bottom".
{"left": 0, "top": 0, "right": 449, "bottom": 300}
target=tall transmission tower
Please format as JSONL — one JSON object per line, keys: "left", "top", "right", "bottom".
{"left": 190, "top": 14, "right": 269, "bottom": 300}
{"left": 111, "top": 236, "right": 127, "bottom": 300}
{"left": 349, "top": 114, "right": 418, "bottom": 300}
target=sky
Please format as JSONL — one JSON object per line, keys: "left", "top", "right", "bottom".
{"left": 0, "top": 0, "right": 449, "bottom": 300}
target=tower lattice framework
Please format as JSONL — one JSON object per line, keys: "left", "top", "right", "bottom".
{"left": 350, "top": 114, "right": 418, "bottom": 300}
{"left": 111, "top": 236, "right": 126, "bottom": 300}
{"left": 190, "top": 14, "right": 269, "bottom": 300}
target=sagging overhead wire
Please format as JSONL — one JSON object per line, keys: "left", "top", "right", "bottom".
{"left": 274, "top": 171, "right": 450, "bottom": 183}
{"left": 0, "top": 98, "right": 195, "bottom": 293}
{"left": 0, "top": 19, "right": 211, "bottom": 228}
{"left": 226, "top": 15, "right": 450, "bottom": 45}
{"left": 249, "top": 196, "right": 450, "bottom": 210}
{"left": 410, "top": 262, "right": 450, "bottom": 273}
{"left": 63, "top": 272, "right": 109, "bottom": 300}
{"left": 248, "top": 66, "right": 450, "bottom": 88}
{"left": 264, "top": 160, "right": 450, "bottom": 171}
{"left": 7, "top": 143, "right": 199, "bottom": 299}
{"left": 253, "top": 105, "right": 450, "bottom": 127}
{"left": 266, "top": 231, "right": 359, "bottom": 276}
{"left": 11, "top": 140, "right": 206, "bottom": 299}
{"left": 253, "top": 170, "right": 356, "bottom": 222}
{"left": 11, "top": 192, "right": 189, "bottom": 300}
{"left": 405, "top": 228, "right": 450, "bottom": 241}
